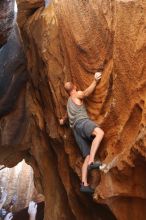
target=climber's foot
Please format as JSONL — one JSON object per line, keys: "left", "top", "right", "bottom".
{"left": 80, "top": 183, "right": 94, "bottom": 194}
{"left": 88, "top": 161, "right": 101, "bottom": 171}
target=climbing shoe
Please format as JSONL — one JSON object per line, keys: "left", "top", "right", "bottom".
{"left": 88, "top": 161, "right": 102, "bottom": 171}
{"left": 80, "top": 183, "right": 94, "bottom": 194}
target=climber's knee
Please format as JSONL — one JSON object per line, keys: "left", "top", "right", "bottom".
{"left": 92, "top": 127, "right": 104, "bottom": 138}
{"left": 86, "top": 155, "right": 90, "bottom": 160}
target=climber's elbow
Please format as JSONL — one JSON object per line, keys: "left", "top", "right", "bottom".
{"left": 83, "top": 90, "right": 90, "bottom": 97}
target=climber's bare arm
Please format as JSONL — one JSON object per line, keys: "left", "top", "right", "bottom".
{"left": 76, "top": 80, "right": 97, "bottom": 99}
{"left": 76, "top": 72, "right": 102, "bottom": 99}
{"left": 59, "top": 112, "right": 68, "bottom": 125}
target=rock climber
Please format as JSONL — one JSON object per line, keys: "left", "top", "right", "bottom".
{"left": 60, "top": 72, "right": 106, "bottom": 193}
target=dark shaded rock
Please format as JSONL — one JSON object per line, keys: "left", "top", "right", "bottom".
{"left": 0, "top": 25, "right": 27, "bottom": 118}
{"left": 0, "top": 0, "right": 15, "bottom": 46}
{"left": 0, "top": 25, "right": 28, "bottom": 166}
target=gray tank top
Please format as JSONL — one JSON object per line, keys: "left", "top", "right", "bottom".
{"left": 67, "top": 97, "right": 89, "bottom": 127}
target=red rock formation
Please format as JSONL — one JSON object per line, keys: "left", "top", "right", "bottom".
{"left": 0, "top": 0, "right": 146, "bottom": 220}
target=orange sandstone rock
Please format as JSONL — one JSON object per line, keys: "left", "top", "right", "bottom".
{"left": 17, "top": 0, "right": 146, "bottom": 219}
{"left": 0, "top": 0, "right": 146, "bottom": 219}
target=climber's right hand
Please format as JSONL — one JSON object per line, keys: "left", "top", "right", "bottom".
{"left": 94, "top": 72, "right": 102, "bottom": 82}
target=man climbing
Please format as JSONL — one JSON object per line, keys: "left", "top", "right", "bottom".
{"left": 60, "top": 72, "right": 105, "bottom": 193}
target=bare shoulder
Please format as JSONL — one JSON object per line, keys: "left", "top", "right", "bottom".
{"left": 76, "top": 90, "right": 85, "bottom": 99}
{"left": 77, "top": 90, "right": 84, "bottom": 96}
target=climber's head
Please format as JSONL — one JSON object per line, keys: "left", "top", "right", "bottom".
{"left": 64, "top": 82, "right": 76, "bottom": 94}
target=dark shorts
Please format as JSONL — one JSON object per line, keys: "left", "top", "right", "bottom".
{"left": 73, "top": 118, "right": 99, "bottom": 158}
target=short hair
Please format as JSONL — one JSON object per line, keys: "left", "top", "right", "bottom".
{"left": 64, "top": 82, "right": 74, "bottom": 94}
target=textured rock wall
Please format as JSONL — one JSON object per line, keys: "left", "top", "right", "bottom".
{"left": 0, "top": 160, "right": 34, "bottom": 211}
{"left": 0, "top": 0, "right": 33, "bottom": 214}
{"left": 0, "top": 23, "right": 28, "bottom": 167}
{"left": 0, "top": 0, "right": 28, "bottom": 168}
{"left": 16, "top": 0, "right": 146, "bottom": 219}
{"left": 0, "top": 0, "right": 146, "bottom": 220}
{"left": 0, "top": 0, "right": 15, "bottom": 46}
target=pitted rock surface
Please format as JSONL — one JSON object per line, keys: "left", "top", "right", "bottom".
{"left": 0, "top": 0, "right": 146, "bottom": 220}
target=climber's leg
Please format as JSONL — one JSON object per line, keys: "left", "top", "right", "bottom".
{"left": 80, "top": 154, "right": 94, "bottom": 193}
{"left": 88, "top": 127, "right": 104, "bottom": 165}
{"left": 73, "top": 120, "right": 104, "bottom": 192}
{"left": 82, "top": 155, "right": 90, "bottom": 186}
{"left": 73, "top": 128, "right": 90, "bottom": 158}
{"left": 73, "top": 119, "right": 104, "bottom": 169}
{"left": 73, "top": 125, "right": 95, "bottom": 193}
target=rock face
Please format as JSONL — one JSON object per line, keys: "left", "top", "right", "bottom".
{"left": 0, "top": 0, "right": 146, "bottom": 220}
{"left": 0, "top": 0, "right": 31, "bottom": 213}
{"left": 0, "top": 0, "right": 15, "bottom": 46}
{"left": 0, "top": 161, "right": 34, "bottom": 211}
{"left": 0, "top": 24, "right": 28, "bottom": 167}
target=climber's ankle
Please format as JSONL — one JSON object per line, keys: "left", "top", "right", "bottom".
{"left": 82, "top": 182, "right": 88, "bottom": 187}
{"left": 88, "top": 159, "right": 94, "bottom": 165}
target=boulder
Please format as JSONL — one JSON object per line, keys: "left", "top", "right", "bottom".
{"left": 0, "top": 0, "right": 146, "bottom": 219}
